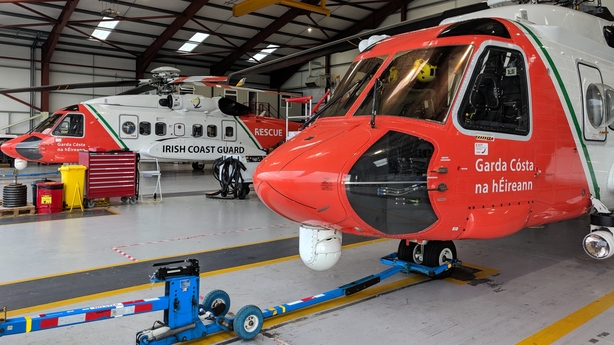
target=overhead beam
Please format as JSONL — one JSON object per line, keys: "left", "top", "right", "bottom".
{"left": 233, "top": 0, "right": 330, "bottom": 17}
{"left": 135, "top": 0, "right": 210, "bottom": 79}
{"left": 212, "top": 0, "right": 320, "bottom": 76}
{"left": 269, "top": 0, "right": 411, "bottom": 88}
{"left": 226, "top": 2, "right": 490, "bottom": 88}
{"left": 41, "top": 0, "right": 79, "bottom": 112}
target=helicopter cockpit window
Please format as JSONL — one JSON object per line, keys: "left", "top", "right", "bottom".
{"left": 459, "top": 47, "right": 529, "bottom": 135}
{"left": 155, "top": 122, "right": 166, "bottom": 136}
{"left": 587, "top": 83, "right": 614, "bottom": 129}
{"left": 193, "top": 124, "right": 203, "bottom": 137}
{"left": 52, "top": 113, "right": 84, "bottom": 137}
{"left": 207, "top": 125, "right": 217, "bottom": 138}
{"left": 32, "top": 113, "right": 63, "bottom": 134}
{"left": 354, "top": 45, "right": 473, "bottom": 123}
{"left": 317, "top": 56, "right": 386, "bottom": 119}
{"left": 140, "top": 122, "right": 151, "bottom": 135}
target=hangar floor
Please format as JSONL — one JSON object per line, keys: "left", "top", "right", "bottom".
{"left": 1, "top": 162, "right": 614, "bottom": 345}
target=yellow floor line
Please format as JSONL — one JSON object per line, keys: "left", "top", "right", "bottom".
{"left": 5, "top": 238, "right": 391, "bottom": 317}
{"left": 191, "top": 275, "right": 430, "bottom": 344}
{"left": 5, "top": 250, "right": 500, "bottom": 344}
{"left": 517, "top": 289, "right": 614, "bottom": 345}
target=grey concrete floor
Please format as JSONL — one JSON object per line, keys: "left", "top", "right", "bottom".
{"left": 0, "top": 163, "right": 613, "bottom": 345}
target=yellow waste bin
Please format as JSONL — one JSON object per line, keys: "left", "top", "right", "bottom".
{"left": 59, "top": 165, "right": 86, "bottom": 208}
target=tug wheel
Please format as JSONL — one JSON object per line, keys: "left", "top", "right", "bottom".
{"left": 423, "top": 241, "right": 456, "bottom": 279}
{"left": 233, "top": 305, "right": 263, "bottom": 340}
{"left": 397, "top": 240, "right": 423, "bottom": 264}
{"left": 202, "top": 289, "right": 230, "bottom": 317}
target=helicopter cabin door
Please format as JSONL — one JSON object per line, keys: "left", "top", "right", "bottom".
{"left": 578, "top": 63, "right": 605, "bottom": 142}
{"left": 222, "top": 120, "right": 236, "bottom": 142}
{"left": 119, "top": 115, "right": 138, "bottom": 139}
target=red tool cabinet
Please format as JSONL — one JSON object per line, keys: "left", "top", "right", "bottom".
{"left": 78, "top": 150, "right": 138, "bottom": 207}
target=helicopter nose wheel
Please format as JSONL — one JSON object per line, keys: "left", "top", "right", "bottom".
{"left": 397, "top": 240, "right": 424, "bottom": 264}
{"left": 397, "top": 240, "right": 456, "bottom": 279}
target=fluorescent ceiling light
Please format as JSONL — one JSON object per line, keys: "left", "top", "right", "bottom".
{"left": 248, "top": 44, "right": 279, "bottom": 63}
{"left": 178, "top": 32, "right": 210, "bottom": 53}
{"left": 91, "top": 17, "right": 119, "bottom": 41}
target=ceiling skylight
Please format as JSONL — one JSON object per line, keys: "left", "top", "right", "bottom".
{"left": 248, "top": 44, "right": 279, "bottom": 63}
{"left": 91, "top": 17, "right": 119, "bottom": 41}
{"left": 178, "top": 32, "right": 210, "bottom": 53}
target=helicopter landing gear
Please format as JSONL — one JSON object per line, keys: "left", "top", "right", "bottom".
{"left": 192, "top": 162, "right": 205, "bottom": 171}
{"left": 397, "top": 240, "right": 456, "bottom": 279}
{"left": 397, "top": 240, "right": 424, "bottom": 264}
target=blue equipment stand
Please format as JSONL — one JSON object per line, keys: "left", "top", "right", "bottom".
{"left": 0, "top": 255, "right": 461, "bottom": 344}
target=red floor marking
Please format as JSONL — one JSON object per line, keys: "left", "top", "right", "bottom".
{"left": 110, "top": 223, "right": 293, "bottom": 262}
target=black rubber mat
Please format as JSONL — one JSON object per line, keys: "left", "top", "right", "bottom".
{"left": 0, "top": 208, "right": 116, "bottom": 225}
{"left": 0, "top": 234, "right": 376, "bottom": 311}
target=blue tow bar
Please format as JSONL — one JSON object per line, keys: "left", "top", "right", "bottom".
{"left": 0, "top": 254, "right": 461, "bottom": 343}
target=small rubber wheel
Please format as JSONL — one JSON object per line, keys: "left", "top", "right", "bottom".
{"left": 233, "top": 305, "right": 263, "bottom": 340}
{"left": 85, "top": 199, "right": 95, "bottom": 208}
{"left": 423, "top": 241, "right": 457, "bottom": 279}
{"left": 129, "top": 196, "right": 137, "bottom": 205}
{"left": 192, "top": 162, "right": 205, "bottom": 171}
{"left": 202, "top": 289, "right": 230, "bottom": 317}
{"left": 397, "top": 240, "right": 423, "bottom": 264}
{"left": 238, "top": 185, "right": 250, "bottom": 200}
{"left": 121, "top": 197, "right": 128, "bottom": 202}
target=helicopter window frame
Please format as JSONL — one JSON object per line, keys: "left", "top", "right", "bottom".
{"left": 457, "top": 45, "right": 530, "bottom": 137}
{"left": 140, "top": 122, "right": 151, "bottom": 135}
{"left": 353, "top": 45, "right": 474, "bottom": 123}
{"left": 207, "top": 125, "right": 217, "bottom": 138}
{"left": 52, "top": 113, "right": 84, "bottom": 137}
{"left": 193, "top": 124, "right": 203, "bottom": 137}
{"left": 225, "top": 126, "right": 234, "bottom": 138}
{"left": 155, "top": 122, "right": 166, "bottom": 136}
{"left": 122, "top": 121, "right": 136, "bottom": 136}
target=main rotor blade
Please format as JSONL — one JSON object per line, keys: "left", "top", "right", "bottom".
{"left": 117, "top": 84, "right": 158, "bottom": 95}
{"left": 0, "top": 80, "right": 140, "bottom": 94}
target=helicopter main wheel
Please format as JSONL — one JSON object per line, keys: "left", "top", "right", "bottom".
{"left": 192, "top": 162, "right": 205, "bottom": 171}
{"left": 238, "top": 184, "right": 250, "bottom": 199}
{"left": 423, "top": 240, "right": 457, "bottom": 279}
{"left": 397, "top": 240, "right": 423, "bottom": 264}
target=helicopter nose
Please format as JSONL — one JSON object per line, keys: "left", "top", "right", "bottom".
{"left": 1, "top": 136, "right": 43, "bottom": 161}
{"left": 254, "top": 125, "right": 372, "bottom": 226}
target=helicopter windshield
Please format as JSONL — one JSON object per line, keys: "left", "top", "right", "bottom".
{"left": 355, "top": 45, "right": 473, "bottom": 123}
{"left": 31, "top": 112, "right": 63, "bottom": 134}
{"left": 317, "top": 56, "right": 386, "bottom": 119}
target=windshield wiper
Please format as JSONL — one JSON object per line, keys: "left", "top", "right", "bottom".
{"left": 370, "top": 78, "right": 380, "bottom": 129}
{"left": 301, "top": 63, "right": 381, "bottom": 130}
{"left": 299, "top": 79, "right": 361, "bottom": 130}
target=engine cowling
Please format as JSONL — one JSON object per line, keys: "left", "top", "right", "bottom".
{"left": 299, "top": 224, "right": 343, "bottom": 271}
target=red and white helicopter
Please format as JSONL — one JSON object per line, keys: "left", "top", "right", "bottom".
{"left": 253, "top": 1, "right": 614, "bottom": 275}
{"left": 0, "top": 67, "right": 300, "bottom": 170}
